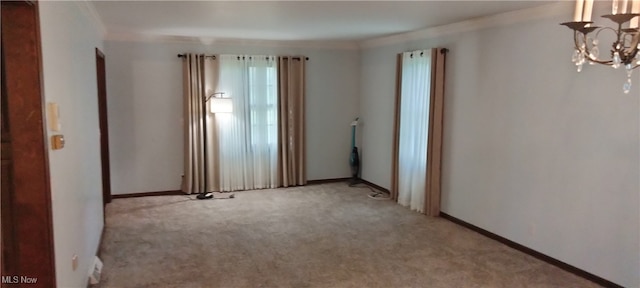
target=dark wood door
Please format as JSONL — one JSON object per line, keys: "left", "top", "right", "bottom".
{"left": 96, "top": 49, "right": 112, "bottom": 205}
{"left": 1, "top": 36, "right": 18, "bottom": 280}
{"left": 1, "top": 2, "right": 56, "bottom": 286}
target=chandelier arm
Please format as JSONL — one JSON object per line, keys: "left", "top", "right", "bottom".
{"left": 594, "top": 26, "right": 618, "bottom": 38}
{"left": 573, "top": 30, "right": 582, "bottom": 51}
{"left": 586, "top": 56, "right": 613, "bottom": 65}
{"left": 569, "top": 30, "right": 611, "bottom": 65}
{"left": 580, "top": 31, "right": 612, "bottom": 64}
{"left": 585, "top": 26, "right": 636, "bottom": 65}
{"left": 591, "top": 27, "right": 618, "bottom": 64}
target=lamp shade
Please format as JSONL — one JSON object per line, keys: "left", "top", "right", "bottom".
{"left": 210, "top": 97, "right": 233, "bottom": 113}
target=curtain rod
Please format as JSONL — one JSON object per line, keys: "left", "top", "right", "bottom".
{"left": 177, "top": 54, "right": 309, "bottom": 61}
{"left": 177, "top": 54, "right": 216, "bottom": 59}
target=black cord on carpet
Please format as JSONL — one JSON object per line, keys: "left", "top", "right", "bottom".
{"left": 184, "top": 192, "right": 236, "bottom": 201}
{"left": 348, "top": 182, "right": 390, "bottom": 200}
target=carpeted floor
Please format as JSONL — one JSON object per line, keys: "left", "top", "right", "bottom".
{"left": 97, "top": 182, "right": 600, "bottom": 288}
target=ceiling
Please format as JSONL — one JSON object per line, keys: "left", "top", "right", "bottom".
{"left": 92, "top": 1, "right": 554, "bottom": 42}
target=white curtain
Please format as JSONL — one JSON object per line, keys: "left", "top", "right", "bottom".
{"left": 215, "top": 55, "right": 278, "bottom": 191}
{"left": 397, "top": 50, "right": 432, "bottom": 212}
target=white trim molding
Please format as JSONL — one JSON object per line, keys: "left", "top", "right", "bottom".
{"left": 359, "top": 1, "right": 570, "bottom": 49}
{"left": 105, "top": 32, "right": 360, "bottom": 50}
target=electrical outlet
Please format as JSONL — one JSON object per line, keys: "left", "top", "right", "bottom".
{"left": 89, "top": 256, "right": 104, "bottom": 285}
{"left": 72, "top": 254, "right": 78, "bottom": 271}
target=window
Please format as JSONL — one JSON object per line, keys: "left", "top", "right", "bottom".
{"left": 215, "top": 55, "right": 279, "bottom": 190}
{"left": 248, "top": 66, "right": 278, "bottom": 148}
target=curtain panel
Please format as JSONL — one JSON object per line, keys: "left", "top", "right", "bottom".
{"left": 182, "top": 54, "right": 207, "bottom": 193}
{"left": 277, "top": 57, "right": 307, "bottom": 187}
{"left": 391, "top": 48, "right": 447, "bottom": 216}
{"left": 397, "top": 50, "right": 431, "bottom": 213}
{"left": 425, "top": 48, "right": 446, "bottom": 216}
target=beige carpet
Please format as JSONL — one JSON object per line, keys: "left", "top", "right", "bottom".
{"left": 97, "top": 182, "right": 600, "bottom": 288}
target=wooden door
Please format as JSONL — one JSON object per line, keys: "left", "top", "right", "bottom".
{"left": 96, "top": 49, "right": 112, "bottom": 205}
{"left": 1, "top": 36, "right": 18, "bottom": 280}
{"left": 1, "top": 2, "right": 56, "bottom": 286}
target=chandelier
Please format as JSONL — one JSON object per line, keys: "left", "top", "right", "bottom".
{"left": 561, "top": 0, "right": 640, "bottom": 93}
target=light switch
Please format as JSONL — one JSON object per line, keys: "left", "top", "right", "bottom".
{"left": 47, "top": 102, "right": 61, "bottom": 132}
{"left": 51, "top": 135, "right": 65, "bottom": 150}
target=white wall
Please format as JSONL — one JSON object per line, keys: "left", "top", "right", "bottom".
{"left": 359, "top": 2, "right": 639, "bottom": 287}
{"left": 104, "top": 40, "right": 360, "bottom": 194}
{"left": 39, "top": 2, "right": 105, "bottom": 287}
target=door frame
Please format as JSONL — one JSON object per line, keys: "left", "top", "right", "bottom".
{"left": 1, "top": 1, "right": 56, "bottom": 286}
{"left": 95, "top": 48, "right": 112, "bottom": 206}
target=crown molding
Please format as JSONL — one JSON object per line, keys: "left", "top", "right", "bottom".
{"left": 359, "top": 1, "right": 569, "bottom": 49}
{"left": 74, "top": 0, "right": 107, "bottom": 38}
{"left": 105, "top": 32, "right": 360, "bottom": 50}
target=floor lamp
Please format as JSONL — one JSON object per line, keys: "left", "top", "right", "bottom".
{"left": 196, "top": 92, "right": 233, "bottom": 200}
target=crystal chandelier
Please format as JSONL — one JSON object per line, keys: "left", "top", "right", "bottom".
{"left": 561, "top": 0, "right": 640, "bottom": 93}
